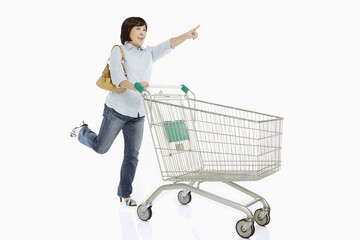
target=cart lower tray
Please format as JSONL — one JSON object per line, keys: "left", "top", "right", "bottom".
{"left": 165, "top": 164, "right": 281, "bottom": 182}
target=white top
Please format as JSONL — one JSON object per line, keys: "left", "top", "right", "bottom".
{"left": 105, "top": 39, "right": 174, "bottom": 117}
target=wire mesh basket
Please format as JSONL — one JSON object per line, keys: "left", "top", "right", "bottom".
{"left": 144, "top": 92, "right": 283, "bottom": 182}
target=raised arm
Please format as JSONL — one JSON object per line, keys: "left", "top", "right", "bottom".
{"left": 170, "top": 25, "right": 200, "bottom": 48}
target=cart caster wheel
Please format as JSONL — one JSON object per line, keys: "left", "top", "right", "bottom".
{"left": 235, "top": 219, "right": 255, "bottom": 238}
{"left": 137, "top": 204, "right": 152, "bottom": 221}
{"left": 177, "top": 190, "right": 192, "bottom": 205}
{"left": 254, "top": 208, "right": 270, "bottom": 226}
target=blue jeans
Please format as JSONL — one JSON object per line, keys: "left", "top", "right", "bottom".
{"left": 78, "top": 104, "right": 145, "bottom": 198}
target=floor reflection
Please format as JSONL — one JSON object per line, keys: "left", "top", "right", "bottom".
{"left": 253, "top": 226, "right": 270, "bottom": 240}
{"left": 177, "top": 205, "right": 203, "bottom": 240}
{"left": 118, "top": 206, "right": 140, "bottom": 240}
{"left": 137, "top": 220, "right": 152, "bottom": 240}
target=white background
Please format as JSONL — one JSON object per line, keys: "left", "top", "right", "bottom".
{"left": 1, "top": 0, "right": 359, "bottom": 239}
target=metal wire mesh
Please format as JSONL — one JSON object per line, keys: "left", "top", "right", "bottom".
{"left": 144, "top": 93, "right": 283, "bottom": 182}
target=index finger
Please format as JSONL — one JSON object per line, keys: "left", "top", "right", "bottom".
{"left": 193, "top": 25, "right": 200, "bottom": 31}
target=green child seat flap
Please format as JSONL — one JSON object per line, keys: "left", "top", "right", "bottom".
{"left": 164, "top": 120, "right": 190, "bottom": 143}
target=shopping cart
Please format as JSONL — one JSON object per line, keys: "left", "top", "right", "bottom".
{"left": 135, "top": 84, "right": 283, "bottom": 238}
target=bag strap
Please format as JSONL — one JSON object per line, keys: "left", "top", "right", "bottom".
{"left": 109, "top": 45, "right": 127, "bottom": 77}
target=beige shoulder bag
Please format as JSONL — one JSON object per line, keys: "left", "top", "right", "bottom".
{"left": 96, "top": 45, "right": 126, "bottom": 92}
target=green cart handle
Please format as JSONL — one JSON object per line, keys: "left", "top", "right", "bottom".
{"left": 134, "top": 83, "right": 191, "bottom": 95}
{"left": 144, "top": 84, "right": 190, "bottom": 93}
{"left": 180, "top": 84, "right": 189, "bottom": 94}
{"left": 134, "top": 82, "right": 145, "bottom": 93}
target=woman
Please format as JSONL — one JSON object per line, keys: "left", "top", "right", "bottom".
{"left": 71, "top": 17, "right": 199, "bottom": 206}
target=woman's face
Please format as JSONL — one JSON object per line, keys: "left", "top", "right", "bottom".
{"left": 129, "top": 25, "right": 147, "bottom": 49}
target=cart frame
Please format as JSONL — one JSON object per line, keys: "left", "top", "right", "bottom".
{"left": 137, "top": 84, "right": 283, "bottom": 238}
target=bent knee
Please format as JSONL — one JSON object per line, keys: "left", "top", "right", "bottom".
{"left": 94, "top": 146, "right": 109, "bottom": 154}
